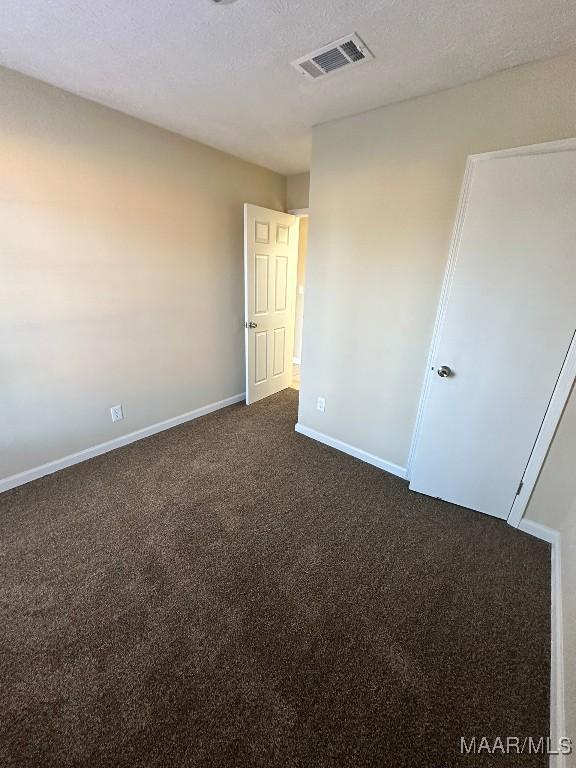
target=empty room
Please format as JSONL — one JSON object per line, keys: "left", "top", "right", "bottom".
{"left": 1, "top": 1, "right": 576, "bottom": 766}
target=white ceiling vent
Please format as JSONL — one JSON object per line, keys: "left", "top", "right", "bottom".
{"left": 291, "top": 34, "right": 373, "bottom": 81}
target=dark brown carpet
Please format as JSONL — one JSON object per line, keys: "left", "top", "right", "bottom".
{"left": 0, "top": 389, "right": 550, "bottom": 767}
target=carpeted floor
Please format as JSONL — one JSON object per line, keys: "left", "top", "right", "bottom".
{"left": 0, "top": 389, "right": 550, "bottom": 767}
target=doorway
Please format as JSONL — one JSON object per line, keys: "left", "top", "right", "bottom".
{"left": 244, "top": 203, "right": 307, "bottom": 405}
{"left": 290, "top": 211, "right": 308, "bottom": 392}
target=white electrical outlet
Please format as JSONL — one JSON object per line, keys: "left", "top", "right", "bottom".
{"left": 110, "top": 404, "right": 124, "bottom": 423}
{"left": 316, "top": 397, "right": 326, "bottom": 413}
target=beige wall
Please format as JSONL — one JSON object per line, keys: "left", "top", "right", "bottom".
{"left": 286, "top": 173, "right": 310, "bottom": 210}
{"left": 299, "top": 50, "right": 576, "bottom": 746}
{"left": 0, "top": 66, "right": 285, "bottom": 479}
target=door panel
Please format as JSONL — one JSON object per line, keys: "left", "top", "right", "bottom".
{"left": 275, "top": 256, "right": 288, "bottom": 311}
{"left": 245, "top": 204, "right": 299, "bottom": 404}
{"left": 409, "top": 147, "right": 576, "bottom": 519}
{"left": 255, "top": 221, "right": 270, "bottom": 243}
{"left": 254, "top": 255, "right": 269, "bottom": 314}
{"left": 273, "top": 327, "right": 286, "bottom": 376}
{"left": 254, "top": 331, "right": 268, "bottom": 384}
{"left": 277, "top": 224, "right": 290, "bottom": 245}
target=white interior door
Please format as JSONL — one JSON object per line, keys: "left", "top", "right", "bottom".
{"left": 409, "top": 144, "right": 576, "bottom": 519}
{"left": 244, "top": 204, "right": 299, "bottom": 404}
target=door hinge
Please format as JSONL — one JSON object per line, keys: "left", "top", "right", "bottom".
{"left": 516, "top": 480, "right": 524, "bottom": 496}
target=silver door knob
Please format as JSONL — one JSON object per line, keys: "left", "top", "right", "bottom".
{"left": 246, "top": 321, "right": 257, "bottom": 328}
{"left": 437, "top": 365, "right": 452, "bottom": 378}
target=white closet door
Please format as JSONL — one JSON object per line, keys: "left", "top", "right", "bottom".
{"left": 409, "top": 146, "right": 576, "bottom": 519}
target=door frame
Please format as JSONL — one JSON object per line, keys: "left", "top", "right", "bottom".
{"left": 288, "top": 208, "right": 309, "bottom": 366}
{"left": 406, "top": 138, "right": 576, "bottom": 528}
{"left": 243, "top": 203, "right": 299, "bottom": 405}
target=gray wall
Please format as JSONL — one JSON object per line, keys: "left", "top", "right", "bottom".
{"left": 286, "top": 173, "right": 310, "bottom": 210}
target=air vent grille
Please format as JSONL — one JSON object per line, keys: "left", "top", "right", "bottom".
{"left": 313, "top": 48, "right": 349, "bottom": 73}
{"left": 299, "top": 59, "right": 323, "bottom": 79}
{"left": 340, "top": 40, "right": 365, "bottom": 62}
{"left": 292, "top": 34, "right": 373, "bottom": 81}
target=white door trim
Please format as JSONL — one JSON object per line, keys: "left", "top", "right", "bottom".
{"left": 406, "top": 138, "right": 576, "bottom": 530}
{"left": 549, "top": 529, "right": 566, "bottom": 768}
{"left": 507, "top": 331, "right": 576, "bottom": 527}
{"left": 518, "top": 520, "right": 565, "bottom": 767}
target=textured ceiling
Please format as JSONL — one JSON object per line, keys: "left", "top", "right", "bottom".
{"left": 1, "top": 0, "right": 576, "bottom": 174}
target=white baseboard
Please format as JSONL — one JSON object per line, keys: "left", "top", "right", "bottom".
{"left": 550, "top": 532, "right": 565, "bottom": 768}
{"left": 519, "top": 520, "right": 564, "bottom": 768}
{"left": 294, "top": 422, "right": 407, "bottom": 479}
{"left": 0, "top": 393, "right": 245, "bottom": 494}
{"left": 517, "top": 519, "right": 559, "bottom": 545}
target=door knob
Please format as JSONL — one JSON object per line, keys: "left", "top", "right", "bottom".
{"left": 246, "top": 321, "right": 258, "bottom": 328}
{"left": 437, "top": 365, "right": 452, "bottom": 378}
